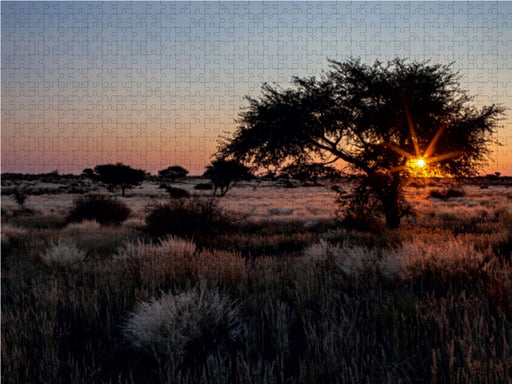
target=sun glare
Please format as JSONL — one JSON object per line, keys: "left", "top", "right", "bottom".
{"left": 382, "top": 99, "right": 466, "bottom": 179}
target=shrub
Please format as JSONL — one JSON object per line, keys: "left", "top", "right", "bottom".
{"left": 123, "top": 286, "right": 242, "bottom": 362}
{"left": 66, "top": 194, "right": 130, "bottom": 225}
{"left": 12, "top": 188, "right": 28, "bottom": 208}
{"left": 165, "top": 186, "right": 190, "bottom": 199}
{"left": 145, "top": 197, "right": 237, "bottom": 237}
{"left": 194, "top": 183, "right": 213, "bottom": 191}
{"left": 428, "top": 187, "right": 466, "bottom": 200}
{"left": 41, "top": 240, "right": 87, "bottom": 267}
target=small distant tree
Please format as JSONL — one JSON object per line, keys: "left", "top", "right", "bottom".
{"left": 158, "top": 166, "right": 189, "bottom": 181}
{"left": 203, "top": 158, "right": 252, "bottom": 197}
{"left": 83, "top": 163, "right": 147, "bottom": 197}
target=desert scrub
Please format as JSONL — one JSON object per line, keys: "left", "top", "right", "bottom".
{"left": 114, "top": 236, "right": 197, "bottom": 288}
{"left": 123, "top": 286, "right": 243, "bottom": 364}
{"left": 66, "top": 194, "right": 130, "bottom": 225}
{"left": 40, "top": 240, "right": 87, "bottom": 267}
{"left": 145, "top": 197, "right": 239, "bottom": 239}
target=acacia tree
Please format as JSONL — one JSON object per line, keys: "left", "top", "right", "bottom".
{"left": 219, "top": 58, "right": 504, "bottom": 228}
{"left": 83, "top": 163, "right": 147, "bottom": 197}
{"left": 280, "top": 163, "right": 342, "bottom": 183}
{"left": 158, "top": 165, "right": 189, "bottom": 181}
{"left": 203, "top": 158, "right": 252, "bottom": 197}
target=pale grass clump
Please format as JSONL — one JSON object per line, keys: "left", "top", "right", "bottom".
{"left": 394, "top": 236, "right": 489, "bottom": 280}
{"left": 303, "top": 239, "right": 379, "bottom": 276}
{"left": 115, "top": 236, "right": 196, "bottom": 262}
{"left": 1, "top": 224, "right": 28, "bottom": 244}
{"left": 156, "top": 235, "right": 197, "bottom": 257}
{"left": 41, "top": 240, "right": 87, "bottom": 267}
{"left": 123, "top": 286, "right": 243, "bottom": 360}
{"left": 62, "top": 220, "right": 101, "bottom": 233}
{"left": 114, "top": 236, "right": 197, "bottom": 286}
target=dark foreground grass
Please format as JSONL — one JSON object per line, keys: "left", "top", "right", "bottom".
{"left": 2, "top": 208, "right": 512, "bottom": 384}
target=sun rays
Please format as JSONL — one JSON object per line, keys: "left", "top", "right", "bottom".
{"left": 383, "top": 100, "right": 465, "bottom": 178}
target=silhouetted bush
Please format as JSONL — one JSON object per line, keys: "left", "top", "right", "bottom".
{"left": 428, "top": 188, "right": 466, "bottom": 200}
{"left": 66, "top": 194, "right": 131, "bottom": 225}
{"left": 12, "top": 189, "right": 28, "bottom": 208}
{"left": 145, "top": 197, "right": 237, "bottom": 237}
{"left": 194, "top": 183, "right": 213, "bottom": 191}
{"left": 165, "top": 186, "right": 190, "bottom": 199}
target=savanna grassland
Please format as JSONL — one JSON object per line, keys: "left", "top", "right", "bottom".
{"left": 2, "top": 176, "right": 512, "bottom": 383}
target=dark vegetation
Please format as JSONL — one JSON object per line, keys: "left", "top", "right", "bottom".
{"left": 165, "top": 185, "right": 190, "bottom": 199}
{"left": 203, "top": 158, "right": 252, "bottom": 196}
{"left": 83, "top": 163, "right": 147, "bottom": 197}
{"left": 145, "top": 197, "right": 239, "bottom": 240}
{"left": 158, "top": 165, "right": 189, "bottom": 181}
{"left": 428, "top": 187, "right": 466, "bottom": 200}
{"left": 66, "top": 194, "right": 131, "bottom": 225}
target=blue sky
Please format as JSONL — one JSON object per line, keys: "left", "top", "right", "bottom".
{"left": 2, "top": 1, "right": 511, "bottom": 174}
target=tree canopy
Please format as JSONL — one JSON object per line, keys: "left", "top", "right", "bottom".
{"left": 158, "top": 166, "right": 189, "bottom": 181}
{"left": 203, "top": 158, "right": 252, "bottom": 197}
{"left": 219, "top": 58, "right": 504, "bottom": 228}
{"left": 83, "top": 163, "right": 147, "bottom": 197}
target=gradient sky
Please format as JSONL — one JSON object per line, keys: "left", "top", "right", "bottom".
{"left": 2, "top": 1, "right": 511, "bottom": 175}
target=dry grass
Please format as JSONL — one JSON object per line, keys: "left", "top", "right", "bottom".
{"left": 2, "top": 180, "right": 512, "bottom": 383}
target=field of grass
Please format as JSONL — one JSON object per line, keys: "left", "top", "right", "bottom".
{"left": 2, "top": 178, "right": 512, "bottom": 383}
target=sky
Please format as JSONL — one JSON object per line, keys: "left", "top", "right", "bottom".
{"left": 2, "top": 1, "right": 511, "bottom": 175}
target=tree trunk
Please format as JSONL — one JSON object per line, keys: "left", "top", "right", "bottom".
{"left": 371, "top": 172, "right": 402, "bottom": 229}
{"left": 383, "top": 202, "right": 401, "bottom": 229}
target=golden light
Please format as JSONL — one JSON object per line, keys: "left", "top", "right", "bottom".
{"left": 416, "top": 158, "right": 426, "bottom": 168}
{"left": 382, "top": 97, "right": 465, "bottom": 179}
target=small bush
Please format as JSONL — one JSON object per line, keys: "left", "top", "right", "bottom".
{"left": 41, "top": 240, "right": 87, "bottom": 267}
{"left": 166, "top": 186, "right": 190, "bottom": 199}
{"left": 66, "top": 194, "right": 130, "bottom": 225}
{"left": 123, "top": 287, "right": 242, "bottom": 362}
{"left": 194, "top": 183, "right": 213, "bottom": 191}
{"left": 428, "top": 187, "right": 466, "bottom": 200}
{"left": 145, "top": 197, "right": 237, "bottom": 238}
{"left": 12, "top": 189, "right": 28, "bottom": 208}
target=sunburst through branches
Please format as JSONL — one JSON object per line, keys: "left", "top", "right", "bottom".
{"left": 384, "top": 101, "right": 464, "bottom": 179}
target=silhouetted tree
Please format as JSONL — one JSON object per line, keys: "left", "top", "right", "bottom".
{"left": 203, "top": 158, "right": 252, "bottom": 197}
{"left": 158, "top": 165, "right": 189, "bottom": 181}
{"left": 280, "top": 163, "right": 342, "bottom": 183}
{"left": 84, "top": 163, "right": 147, "bottom": 197}
{"left": 219, "top": 58, "right": 504, "bottom": 228}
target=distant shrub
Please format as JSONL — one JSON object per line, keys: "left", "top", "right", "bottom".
{"left": 41, "top": 240, "right": 87, "bottom": 267}
{"left": 428, "top": 187, "right": 466, "bottom": 200}
{"left": 123, "top": 287, "right": 243, "bottom": 362}
{"left": 145, "top": 197, "right": 237, "bottom": 237}
{"left": 66, "top": 194, "right": 130, "bottom": 225}
{"left": 194, "top": 183, "right": 213, "bottom": 191}
{"left": 166, "top": 186, "right": 190, "bottom": 199}
{"left": 12, "top": 189, "right": 28, "bottom": 208}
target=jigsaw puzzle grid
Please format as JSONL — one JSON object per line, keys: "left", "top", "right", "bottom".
{"left": 2, "top": 1, "right": 511, "bottom": 175}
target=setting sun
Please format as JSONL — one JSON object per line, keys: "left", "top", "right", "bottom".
{"left": 416, "top": 158, "right": 426, "bottom": 168}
